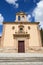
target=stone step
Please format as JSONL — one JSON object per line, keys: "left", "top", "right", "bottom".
{"left": 0, "top": 57, "right": 43, "bottom": 62}
{"left": 0, "top": 53, "right": 43, "bottom": 62}
{"left": 0, "top": 53, "right": 43, "bottom": 57}
{"left": 0, "top": 62, "right": 43, "bottom": 65}
{"left": 0, "top": 53, "right": 43, "bottom": 65}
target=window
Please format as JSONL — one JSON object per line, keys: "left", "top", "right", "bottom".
{"left": 18, "top": 16, "right": 20, "bottom": 21}
{"left": 20, "top": 28, "right": 23, "bottom": 30}
{"left": 18, "top": 24, "right": 24, "bottom": 33}
{"left": 22, "top": 16, "right": 24, "bottom": 18}
{"left": 20, "top": 27, "right": 23, "bottom": 32}
{"left": 28, "top": 26, "right": 30, "bottom": 30}
{"left": 12, "top": 26, "right": 15, "bottom": 30}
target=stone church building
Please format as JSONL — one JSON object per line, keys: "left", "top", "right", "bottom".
{"left": 0, "top": 12, "right": 42, "bottom": 53}
{"left": 0, "top": 12, "right": 43, "bottom": 65}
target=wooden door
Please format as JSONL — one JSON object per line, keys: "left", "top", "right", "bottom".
{"left": 18, "top": 41, "right": 25, "bottom": 53}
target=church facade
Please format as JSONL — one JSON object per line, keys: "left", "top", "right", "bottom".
{"left": 1, "top": 12, "right": 42, "bottom": 53}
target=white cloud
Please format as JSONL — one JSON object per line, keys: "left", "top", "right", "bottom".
{"left": 27, "top": 15, "right": 31, "bottom": 22}
{"left": 33, "top": 0, "right": 43, "bottom": 29}
{"left": 5, "top": 0, "right": 19, "bottom": 8}
{"left": 0, "top": 33, "right": 2, "bottom": 36}
{"left": 0, "top": 14, "right": 4, "bottom": 25}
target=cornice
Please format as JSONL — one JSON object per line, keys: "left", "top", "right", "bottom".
{"left": 3, "top": 22, "right": 39, "bottom": 24}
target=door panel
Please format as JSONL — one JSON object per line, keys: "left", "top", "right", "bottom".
{"left": 18, "top": 41, "right": 25, "bottom": 53}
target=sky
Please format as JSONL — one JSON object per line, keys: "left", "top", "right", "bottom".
{"left": 0, "top": 0, "right": 43, "bottom": 36}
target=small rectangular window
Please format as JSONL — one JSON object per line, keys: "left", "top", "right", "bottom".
{"left": 18, "top": 16, "right": 20, "bottom": 21}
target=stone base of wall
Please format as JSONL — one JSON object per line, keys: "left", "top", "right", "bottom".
{"left": 0, "top": 47, "right": 43, "bottom": 53}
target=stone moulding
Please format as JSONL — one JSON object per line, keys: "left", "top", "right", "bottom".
{"left": 3, "top": 22, "right": 39, "bottom": 24}
{"left": 13, "top": 34, "right": 30, "bottom": 39}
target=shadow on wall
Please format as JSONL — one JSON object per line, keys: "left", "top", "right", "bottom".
{"left": 0, "top": 37, "right": 1, "bottom": 47}
{"left": 40, "top": 29, "right": 43, "bottom": 46}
